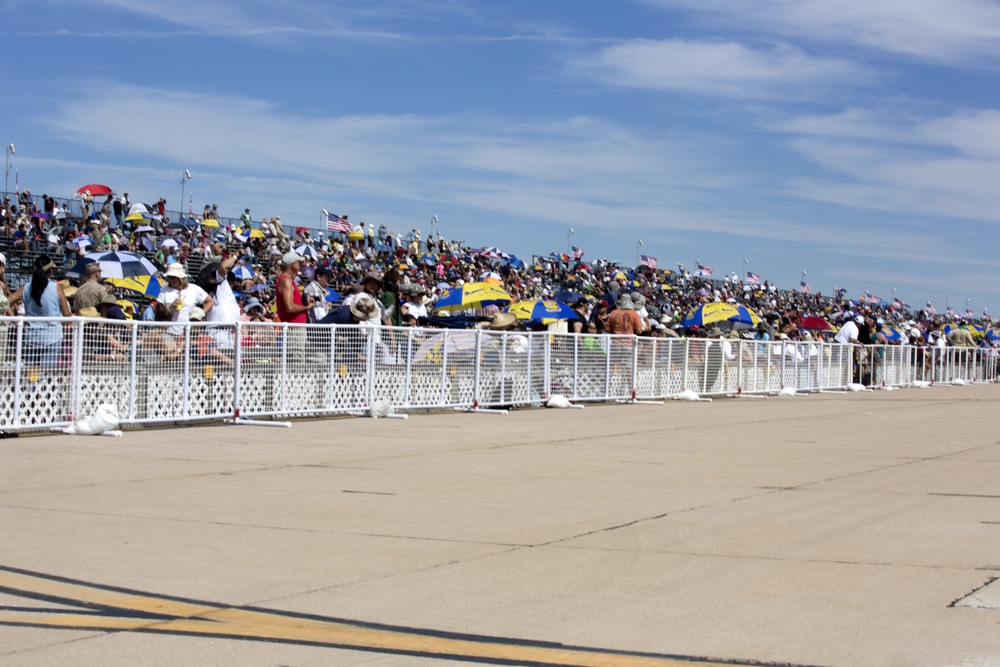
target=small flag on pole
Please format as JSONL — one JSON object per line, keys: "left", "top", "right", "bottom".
{"left": 925, "top": 302, "right": 937, "bottom": 314}
{"left": 695, "top": 263, "right": 713, "bottom": 277}
{"left": 639, "top": 255, "right": 657, "bottom": 270}
{"left": 746, "top": 272, "right": 761, "bottom": 285}
{"left": 800, "top": 281, "right": 810, "bottom": 294}
{"left": 571, "top": 246, "right": 584, "bottom": 260}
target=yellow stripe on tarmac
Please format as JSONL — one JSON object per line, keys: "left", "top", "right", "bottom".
{"left": 0, "top": 566, "right": 763, "bottom": 667}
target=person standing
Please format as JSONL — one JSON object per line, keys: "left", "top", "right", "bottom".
{"left": 157, "top": 263, "right": 216, "bottom": 338}
{"left": 17, "top": 255, "right": 71, "bottom": 366}
{"left": 303, "top": 265, "right": 332, "bottom": 323}
{"left": 276, "top": 251, "right": 314, "bottom": 362}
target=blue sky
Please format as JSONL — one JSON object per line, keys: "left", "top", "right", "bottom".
{"left": 4, "top": 0, "right": 1000, "bottom": 314}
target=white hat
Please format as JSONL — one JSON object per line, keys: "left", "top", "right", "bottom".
{"left": 188, "top": 306, "right": 206, "bottom": 321}
{"left": 282, "top": 251, "right": 304, "bottom": 266}
{"left": 164, "top": 263, "right": 187, "bottom": 279}
{"left": 853, "top": 315, "right": 865, "bottom": 324}
{"left": 349, "top": 293, "right": 380, "bottom": 322}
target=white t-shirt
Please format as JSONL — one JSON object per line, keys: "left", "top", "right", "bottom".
{"left": 158, "top": 283, "right": 210, "bottom": 336}
{"left": 208, "top": 269, "right": 240, "bottom": 324}
{"left": 834, "top": 321, "right": 859, "bottom": 345}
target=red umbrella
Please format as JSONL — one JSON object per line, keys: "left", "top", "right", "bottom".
{"left": 799, "top": 316, "right": 836, "bottom": 332}
{"left": 75, "top": 184, "right": 114, "bottom": 197}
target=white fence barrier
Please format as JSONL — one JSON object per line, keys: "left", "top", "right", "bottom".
{"left": 0, "top": 317, "right": 996, "bottom": 432}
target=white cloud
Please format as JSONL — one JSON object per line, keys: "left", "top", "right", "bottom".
{"left": 776, "top": 107, "right": 1000, "bottom": 222}
{"left": 569, "top": 38, "right": 861, "bottom": 99}
{"left": 641, "top": 0, "right": 1000, "bottom": 65}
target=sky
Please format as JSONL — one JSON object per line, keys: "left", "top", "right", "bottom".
{"left": 3, "top": 0, "right": 1000, "bottom": 315}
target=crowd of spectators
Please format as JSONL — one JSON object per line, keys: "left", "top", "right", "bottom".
{"left": 2, "top": 186, "right": 997, "bottom": 372}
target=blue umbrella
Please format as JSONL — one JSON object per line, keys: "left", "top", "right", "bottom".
{"left": 248, "top": 284, "right": 270, "bottom": 293}
{"left": 325, "top": 287, "right": 342, "bottom": 303}
{"left": 881, "top": 326, "right": 903, "bottom": 342}
{"left": 554, "top": 290, "right": 583, "bottom": 304}
{"left": 682, "top": 302, "right": 761, "bottom": 328}
{"left": 505, "top": 299, "right": 577, "bottom": 325}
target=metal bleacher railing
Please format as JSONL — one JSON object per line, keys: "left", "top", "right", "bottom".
{"left": 0, "top": 316, "right": 995, "bottom": 433}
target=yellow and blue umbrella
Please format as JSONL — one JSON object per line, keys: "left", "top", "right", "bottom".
{"left": 106, "top": 275, "right": 162, "bottom": 298}
{"left": 505, "top": 299, "right": 576, "bottom": 325}
{"left": 201, "top": 218, "right": 220, "bottom": 229}
{"left": 433, "top": 282, "right": 512, "bottom": 313}
{"left": 986, "top": 328, "right": 1000, "bottom": 341}
{"left": 881, "top": 326, "right": 903, "bottom": 343}
{"left": 682, "top": 302, "right": 761, "bottom": 328}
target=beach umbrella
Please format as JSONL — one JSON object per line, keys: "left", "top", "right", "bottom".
{"left": 249, "top": 228, "right": 265, "bottom": 239}
{"left": 480, "top": 271, "right": 503, "bottom": 286}
{"left": 554, "top": 290, "right": 583, "bottom": 304}
{"left": 75, "top": 184, "right": 113, "bottom": 197}
{"left": 325, "top": 287, "right": 342, "bottom": 303}
{"left": 293, "top": 243, "right": 319, "bottom": 259}
{"left": 133, "top": 224, "right": 156, "bottom": 233}
{"left": 201, "top": 218, "right": 220, "bottom": 229}
{"left": 30, "top": 211, "right": 51, "bottom": 220}
{"left": 985, "top": 328, "right": 1000, "bottom": 341}
{"left": 68, "top": 250, "right": 159, "bottom": 279}
{"left": 420, "top": 252, "right": 439, "bottom": 266}
{"left": 476, "top": 247, "right": 509, "bottom": 259}
{"left": 127, "top": 203, "right": 148, "bottom": 216}
{"left": 347, "top": 231, "right": 364, "bottom": 241}
{"left": 160, "top": 238, "right": 179, "bottom": 250}
{"left": 125, "top": 212, "right": 149, "bottom": 223}
{"left": 232, "top": 265, "right": 255, "bottom": 281}
{"left": 433, "top": 281, "right": 512, "bottom": 313}
{"left": 682, "top": 302, "right": 761, "bottom": 328}
{"left": 881, "top": 326, "right": 903, "bottom": 343}
{"left": 71, "top": 235, "right": 94, "bottom": 251}
{"left": 505, "top": 299, "right": 576, "bottom": 326}
{"left": 106, "top": 275, "right": 162, "bottom": 298}
{"left": 798, "top": 316, "right": 836, "bottom": 333}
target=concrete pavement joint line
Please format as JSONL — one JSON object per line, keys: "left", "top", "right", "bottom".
{"left": 0, "top": 566, "right": 804, "bottom": 667}
{"left": 0, "top": 504, "right": 526, "bottom": 547}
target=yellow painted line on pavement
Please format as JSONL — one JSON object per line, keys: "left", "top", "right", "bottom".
{"left": 0, "top": 566, "right": 772, "bottom": 667}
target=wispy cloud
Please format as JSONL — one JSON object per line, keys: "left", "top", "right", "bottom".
{"left": 567, "top": 38, "right": 862, "bottom": 99}
{"left": 640, "top": 0, "right": 1000, "bottom": 65}
{"left": 775, "top": 107, "right": 1000, "bottom": 222}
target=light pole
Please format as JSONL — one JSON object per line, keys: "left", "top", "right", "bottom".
{"left": 179, "top": 170, "right": 191, "bottom": 219}
{"left": 636, "top": 239, "right": 643, "bottom": 267}
{"left": 4, "top": 144, "right": 14, "bottom": 197}
{"left": 966, "top": 297, "right": 971, "bottom": 316}
{"left": 801, "top": 270, "right": 807, "bottom": 291}
{"left": 431, "top": 215, "right": 439, "bottom": 243}
{"left": 743, "top": 257, "right": 749, "bottom": 283}
{"left": 567, "top": 226, "right": 574, "bottom": 255}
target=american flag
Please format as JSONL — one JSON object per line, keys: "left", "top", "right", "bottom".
{"left": 925, "top": 302, "right": 937, "bottom": 314}
{"left": 695, "top": 264, "right": 713, "bottom": 277}
{"left": 893, "top": 298, "right": 905, "bottom": 309}
{"left": 800, "top": 281, "right": 810, "bottom": 294}
{"left": 946, "top": 306, "right": 955, "bottom": 316}
{"left": 326, "top": 213, "right": 351, "bottom": 233}
{"left": 639, "top": 255, "right": 657, "bottom": 270}
{"left": 965, "top": 309, "right": 974, "bottom": 317}
{"left": 571, "top": 246, "right": 584, "bottom": 260}
{"left": 746, "top": 272, "right": 761, "bottom": 285}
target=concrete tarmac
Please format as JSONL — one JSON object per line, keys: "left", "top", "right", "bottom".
{"left": 1, "top": 384, "right": 999, "bottom": 666}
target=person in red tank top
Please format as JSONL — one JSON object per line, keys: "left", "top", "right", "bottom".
{"left": 276, "top": 251, "right": 314, "bottom": 361}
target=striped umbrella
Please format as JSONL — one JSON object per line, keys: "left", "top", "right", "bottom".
{"left": 505, "top": 299, "right": 576, "bottom": 325}
{"left": 294, "top": 243, "right": 319, "bottom": 259}
{"left": 69, "top": 250, "right": 159, "bottom": 279}
{"left": 433, "top": 282, "right": 512, "bottom": 313}
{"left": 232, "top": 265, "right": 255, "bottom": 281}
{"left": 682, "top": 302, "right": 761, "bottom": 328}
